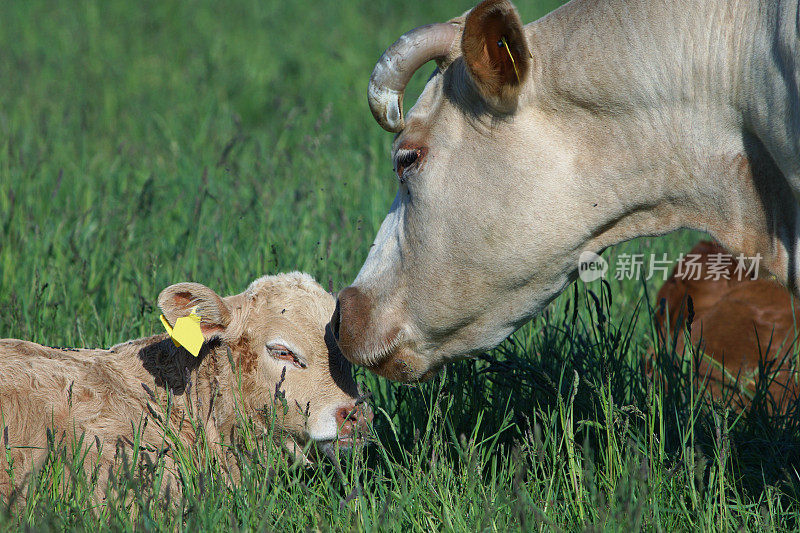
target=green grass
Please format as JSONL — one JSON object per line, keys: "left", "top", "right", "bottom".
{"left": 1, "top": 0, "right": 799, "bottom": 530}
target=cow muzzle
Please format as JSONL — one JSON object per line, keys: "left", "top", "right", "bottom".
{"left": 333, "top": 286, "right": 432, "bottom": 382}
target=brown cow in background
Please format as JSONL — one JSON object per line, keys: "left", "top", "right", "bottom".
{"left": 654, "top": 241, "right": 799, "bottom": 407}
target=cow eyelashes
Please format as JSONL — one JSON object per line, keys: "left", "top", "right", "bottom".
{"left": 394, "top": 148, "right": 422, "bottom": 182}
{"left": 395, "top": 149, "right": 419, "bottom": 169}
{"left": 267, "top": 344, "right": 307, "bottom": 368}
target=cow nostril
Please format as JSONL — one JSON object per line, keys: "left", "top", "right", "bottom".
{"left": 331, "top": 299, "right": 342, "bottom": 341}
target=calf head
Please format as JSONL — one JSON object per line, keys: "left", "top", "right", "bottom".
{"left": 158, "top": 272, "right": 372, "bottom": 456}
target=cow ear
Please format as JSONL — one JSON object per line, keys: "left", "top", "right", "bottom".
{"left": 461, "top": 0, "right": 530, "bottom": 111}
{"left": 158, "top": 282, "right": 231, "bottom": 337}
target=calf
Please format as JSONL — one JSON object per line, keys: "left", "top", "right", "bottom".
{"left": 655, "top": 241, "right": 799, "bottom": 406}
{"left": 0, "top": 272, "right": 372, "bottom": 499}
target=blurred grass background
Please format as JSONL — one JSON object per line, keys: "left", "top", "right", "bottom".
{"left": 1, "top": 0, "right": 798, "bottom": 530}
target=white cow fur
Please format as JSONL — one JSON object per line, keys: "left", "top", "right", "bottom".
{"left": 339, "top": 0, "right": 800, "bottom": 382}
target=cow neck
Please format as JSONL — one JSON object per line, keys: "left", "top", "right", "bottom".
{"left": 526, "top": 0, "right": 750, "bottom": 114}
{"left": 524, "top": 0, "right": 795, "bottom": 283}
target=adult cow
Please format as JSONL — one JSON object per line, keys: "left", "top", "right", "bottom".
{"left": 333, "top": 0, "right": 800, "bottom": 382}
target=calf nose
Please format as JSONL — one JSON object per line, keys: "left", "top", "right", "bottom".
{"left": 335, "top": 406, "right": 356, "bottom": 426}
{"left": 335, "top": 402, "right": 372, "bottom": 437}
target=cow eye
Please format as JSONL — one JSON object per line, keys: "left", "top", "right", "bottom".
{"left": 394, "top": 148, "right": 424, "bottom": 182}
{"left": 267, "top": 344, "right": 306, "bottom": 368}
{"left": 395, "top": 149, "right": 419, "bottom": 169}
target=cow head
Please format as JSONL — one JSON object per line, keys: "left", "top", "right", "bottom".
{"left": 159, "top": 273, "right": 372, "bottom": 457}
{"left": 334, "top": 0, "right": 588, "bottom": 381}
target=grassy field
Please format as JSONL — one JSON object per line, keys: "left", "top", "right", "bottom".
{"left": 1, "top": 0, "right": 800, "bottom": 530}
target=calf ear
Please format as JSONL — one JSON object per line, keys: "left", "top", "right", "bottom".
{"left": 461, "top": 0, "right": 530, "bottom": 111}
{"left": 158, "top": 282, "right": 231, "bottom": 337}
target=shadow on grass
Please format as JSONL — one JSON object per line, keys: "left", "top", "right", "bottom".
{"left": 366, "top": 279, "right": 800, "bottom": 507}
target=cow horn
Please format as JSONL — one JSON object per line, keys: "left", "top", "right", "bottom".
{"left": 368, "top": 23, "right": 459, "bottom": 133}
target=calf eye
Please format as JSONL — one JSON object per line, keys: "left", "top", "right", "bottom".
{"left": 268, "top": 344, "right": 306, "bottom": 368}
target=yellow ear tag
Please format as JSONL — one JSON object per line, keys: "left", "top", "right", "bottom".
{"left": 499, "top": 36, "right": 521, "bottom": 83}
{"left": 159, "top": 306, "right": 204, "bottom": 357}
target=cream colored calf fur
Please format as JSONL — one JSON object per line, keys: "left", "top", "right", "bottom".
{"left": 0, "top": 272, "right": 371, "bottom": 499}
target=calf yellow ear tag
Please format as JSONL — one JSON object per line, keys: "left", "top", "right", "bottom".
{"left": 159, "top": 306, "right": 204, "bottom": 357}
